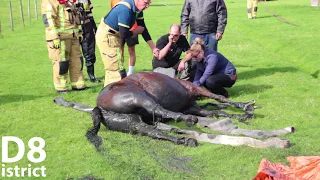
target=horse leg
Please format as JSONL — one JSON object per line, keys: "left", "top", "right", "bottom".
{"left": 86, "top": 107, "right": 103, "bottom": 149}
{"left": 183, "top": 105, "right": 253, "bottom": 122}
{"left": 129, "top": 118, "right": 198, "bottom": 147}
{"left": 199, "top": 102, "right": 229, "bottom": 110}
{"left": 229, "top": 127, "right": 295, "bottom": 139}
{"left": 177, "top": 79, "right": 256, "bottom": 114}
{"left": 182, "top": 104, "right": 213, "bottom": 117}
{"left": 86, "top": 107, "right": 198, "bottom": 147}
{"left": 123, "top": 91, "right": 198, "bottom": 126}
{"left": 155, "top": 122, "right": 290, "bottom": 149}
{"left": 195, "top": 117, "right": 295, "bottom": 138}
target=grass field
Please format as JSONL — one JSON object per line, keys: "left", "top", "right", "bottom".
{"left": 0, "top": 0, "right": 320, "bottom": 179}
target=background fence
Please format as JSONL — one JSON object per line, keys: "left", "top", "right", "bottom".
{"left": 0, "top": 0, "right": 41, "bottom": 35}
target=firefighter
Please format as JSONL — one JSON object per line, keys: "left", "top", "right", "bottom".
{"left": 41, "top": 0, "right": 87, "bottom": 92}
{"left": 111, "top": 0, "right": 139, "bottom": 76}
{"left": 96, "top": 0, "right": 159, "bottom": 87}
{"left": 247, "top": 0, "right": 258, "bottom": 19}
{"left": 75, "top": 0, "right": 101, "bottom": 83}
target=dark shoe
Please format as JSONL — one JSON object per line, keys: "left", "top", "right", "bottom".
{"left": 87, "top": 65, "right": 101, "bottom": 83}
{"left": 88, "top": 74, "right": 101, "bottom": 83}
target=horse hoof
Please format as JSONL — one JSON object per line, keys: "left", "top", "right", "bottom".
{"left": 243, "top": 102, "right": 255, "bottom": 115}
{"left": 185, "top": 116, "right": 198, "bottom": 127}
{"left": 263, "top": 138, "right": 290, "bottom": 148}
{"left": 184, "top": 138, "right": 198, "bottom": 147}
{"left": 239, "top": 114, "right": 251, "bottom": 122}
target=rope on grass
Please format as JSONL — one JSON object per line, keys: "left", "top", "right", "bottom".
{"left": 259, "top": 1, "right": 300, "bottom": 27}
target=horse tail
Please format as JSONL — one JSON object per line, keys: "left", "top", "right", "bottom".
{"left": 86, "top": 107, "right": 103, "bottom": 149}
{"left": 53, "top": 96, "right": 93, "bottom": 113}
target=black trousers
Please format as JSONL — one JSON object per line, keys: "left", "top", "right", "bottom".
{"left": 81, "top": 17, "right": 97, "bottom": 67}
{"left": 204, "top": 74, "right": 235, "bottom": 96}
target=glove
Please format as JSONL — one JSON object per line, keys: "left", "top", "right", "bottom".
{"left": 83, "top": 2, "right": 89, "bottom": 11}
{"left": 53, "top": 39, "right": 60, "bottom": 49}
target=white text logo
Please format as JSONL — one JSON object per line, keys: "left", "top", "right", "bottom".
{"left": 1, "top": 136, "right": 47, "bottom": 177}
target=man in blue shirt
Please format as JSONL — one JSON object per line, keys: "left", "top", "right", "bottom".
{"left": 96, "top": 0, "right": 159, "bottom": 86}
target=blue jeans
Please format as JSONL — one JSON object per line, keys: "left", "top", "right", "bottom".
{"left": 190, "top": 33, "right": 218, "bottom": 51}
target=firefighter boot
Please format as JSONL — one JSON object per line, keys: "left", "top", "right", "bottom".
{"left": 87, "top": 65, "right": 101, "bottom": 83}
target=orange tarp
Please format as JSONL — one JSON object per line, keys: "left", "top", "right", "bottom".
{"left": 110, "top": 0, "right": 138, "bottom": 30}
{"left": 253, "top": 156, "right": 320, "bottom": 180}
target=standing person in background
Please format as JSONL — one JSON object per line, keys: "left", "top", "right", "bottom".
{"left": 247, "top": 0, "right": 258, "bottom": 19}
{"left": 41, "top": 0, "right": 87, "bottom": 93}
{"left": 76, "top": 0, "right": 101, "bottom": 83}
{"left": 180, "top": 0, "right": 227, "bottom": 52}
{"left": 189, "top": 38, "right": 237, "bottom": 98}
{"left": 96, "top": 0, "right": 159, "bottom": 87}
{"left": 180, "top": 0, "right": 228, "bottom": 81}
{"left": 111, "top": 0, "right": 139, "bottom": 76}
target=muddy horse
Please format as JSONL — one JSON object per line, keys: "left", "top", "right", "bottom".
{"left": 54, "top": 72, "right": 294, "bottom": 148}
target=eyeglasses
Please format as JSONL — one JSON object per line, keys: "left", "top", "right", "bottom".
{"left": 143, "top": 0, "right": 151, "bottom": 6}
{"left": 192, "top": 51, "right": 201, "bottom": 59}
{"left": 169, "top": 34, "right": 180, "bottom": 38}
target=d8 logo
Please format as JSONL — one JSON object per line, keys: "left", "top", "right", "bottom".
{"left": 2, "top": 136, "right": 46, "bottom": 163}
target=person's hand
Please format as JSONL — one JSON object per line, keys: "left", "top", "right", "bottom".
{"left": 182, "top": 33, "right": 188, "bottom": 39}
{"left": 193, "top": 81, "right": 200, "bottom": 87}
{"left": 216, "top": 33, "right": 223, "bottom": 41}
{"left": 133, "top": 26, "right": 145, "bottom": 35}
{"left": 152, "top": 47, "right": 159, "bottom": 57}
{"left": 168, "top": 34, "right": 174, "bottom": 44}
{"left": 53, "top": 39, "right": 60, "bottom": 49}
{"left": 177, "top": 61, "right": 185, "bottom": 72}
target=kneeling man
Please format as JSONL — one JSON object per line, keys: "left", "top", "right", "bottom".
{"left": 152, "top": 24, "right": 192, "bottom": 79}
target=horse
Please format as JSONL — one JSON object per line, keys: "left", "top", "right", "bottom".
{"left": 54, "top": 72, "right": 293, "bottom": 148}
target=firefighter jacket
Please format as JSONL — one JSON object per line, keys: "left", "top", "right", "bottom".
{"left": 41, "top": 0, "right": 82, "bottom": 41}
{"left": 75, "top": 0, "right": 94, "bottom": 24}
{"left": 77, "top": 0, "right": 93, "bottom": 16}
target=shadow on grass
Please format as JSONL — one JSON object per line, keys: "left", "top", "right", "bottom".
{"left": 0, "top": 94, "right": 44, "bottom": 105}
{"left": 141, "top": 68, "right": 153, "bottom": 72}
{"left": 311, "top": 70, "right": 319, "bottom": 79}
{"left": 233, "top": 64, "right": 254, "bottom": 68}
{"left": 251, "top": 113, "right": 265, "bottom": 119}
{"left": 238, "top": 66, "right": 298, "bottom": 80}
{"left": 256, "top": 15, "right": 274, "bottom": 19}
{"left": 229, "top": 84, "right": 273, "bottom": 97}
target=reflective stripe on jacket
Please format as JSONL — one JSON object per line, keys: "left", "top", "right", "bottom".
{"left": 41, "top": 0, "right": 82, "bottom": 40}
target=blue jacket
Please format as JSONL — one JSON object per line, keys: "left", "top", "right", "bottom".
{"left": 193, "top": 50, "right": 236, "bottom": 86}
{"left": 104, "top": 0, "right": 143, "bottom": 31}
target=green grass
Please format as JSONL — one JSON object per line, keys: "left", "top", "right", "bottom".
{"left": 1, "top": 0, "right": 320, "bottom": 179}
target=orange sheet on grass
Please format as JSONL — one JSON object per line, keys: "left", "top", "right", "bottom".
{"left": 253, "top": 156, "right": 320, "bottom": 180}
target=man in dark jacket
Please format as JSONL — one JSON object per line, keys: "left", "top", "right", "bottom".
{"left": 180, "top": 0, "right": 227, "bottom": 81}
{"left": 180, "top": 0, "right": 227, "bottom": 51}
